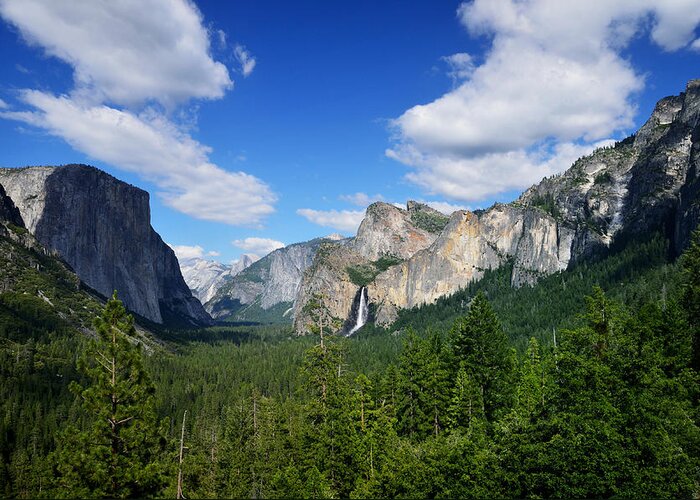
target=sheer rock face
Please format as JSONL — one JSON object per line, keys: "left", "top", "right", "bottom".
{"left": 206, "top": 237, "right": 334, "bottom": 319}
{"left": 292, "top": 242, "right": 368, "bottom": 332}
{"left": 352, "top": 202, "right": 444, "bottom": 260}
{"left": 295, "top": 80, "right": 700, "bottom": 332}
{"left": 0, "top": 183, "right": 24, "bottom": 228}
{"left": 0, "top": 164, "right": 211, "bottom": 326}
{"left": 179, "top": 253, "right": 258, "bottom": 305}
{"left": 293, "top": 202, "right": 446, "bottom": 333}
{"left": 369, "top": 206, "right": 574, "bottom": 324}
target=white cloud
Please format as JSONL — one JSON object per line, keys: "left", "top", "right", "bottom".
{"left": 0, "top": 1, "right": 275, "bottom": 226}
{"left": 2, "top": 91, "right": 276, "bottom": 225}
{"left": 389, "top": 140, "right": 611, "bottom": 201}
{"left": 297, "top": 208, "right": 366, "bottom": 233}
{"left": 419, "top": 200, "right": 468, "bottom": 215}
{"left": 443, "top": 53, "right": 475, "bottom": 83}
{"left": 207, "top": 250, "right": 221, "bottom": 257}
{"left": 0, "top": 98, "right": 7, "bottom": 109}
{"left": 232, "top": 237, "right": 285, "bottom": 256}
{"left": 217, "top": 29, "right": 227, "bottom": 49}
{"left": 234, "top": 44, "right": 256, "bottom": 77}
{"left": 339, "top": 192, "right": 384, "bottom": 207}
{"left": 388, "top": 0, "right": 700, "bottom": 202}
{"left": 170, "top": 244, "right": 205, "bottom": 261}
{"left": 0, "top": 0, "right": 232, "bottom": 107}
{"left": 692, "top": 38, "right": 700, "bottom": 51}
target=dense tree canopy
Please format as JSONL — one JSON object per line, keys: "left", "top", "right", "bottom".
{"left": 0, "top": 232, "right": 698, "bottom": 498}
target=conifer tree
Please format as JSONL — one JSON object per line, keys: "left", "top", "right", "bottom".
{"left": 681, "top": 227, "right": 700, "bottom": 370}
{"left": 449, "top": 292, "right": 515, "bottom": 421}
{"left": 49, "top": 292, "right": 166, "bottom": 498}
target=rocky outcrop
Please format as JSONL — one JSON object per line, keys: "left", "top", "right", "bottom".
{"left": 230, "top": 253, "right": 259, "bottom": 277}
{"left": 206, "top": 237, "right": 340, "bottom": 320}
{"left": 0, "top": 183, "right": 24, "bottom": 228}
{"left": 179, "top": 253, "right": 258, "bottom": 304}
{"left": 293, "top": 241, "right": 370, "bottom": 331}
{"left": 353, "top": 201, "right": 447, "bottom": 259}
{"left": 0, "top": 164, "right": 212, "bottom": 326}
{"left": 295, "top": 79, "right": 700, "bottom": 333}
{"left": 293, "top": 202, "right": 446, "bottom": 333}
{"left": 369, "top": 205, "right": 574, "bottom": 324}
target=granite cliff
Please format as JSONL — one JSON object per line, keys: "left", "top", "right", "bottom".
{"left": 295, "top": 79, "right": 700, "bottom": 333}
{"left": 0, "top": 165, "right": 212, "bottom": 326}
{"left": 179, "top": 253, "right": 258, "bottom": 304}
{"left": 206, "top": 236, "right": 345, "bottom": 321}
{"left": 293, "top": 201, "right": 448, "bottom": 333}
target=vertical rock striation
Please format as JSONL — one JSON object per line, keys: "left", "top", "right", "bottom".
{"left": 293, "top": 202, "right": 447, "bottom": 333}
{"left": 206, "top": 236, "right": 340, "bottom": 320}
{"left": 0, "top": 164, "right": 211, "bottom": 326}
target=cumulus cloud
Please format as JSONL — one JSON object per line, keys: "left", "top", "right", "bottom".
{"left": 2, "top": 91, "right": 276, "bottom": 224}
{"left": 170, "top": 244, "right": 205, "bottom": 261}
{"left": 388, "top": 0, "right": 700, "bottom": 202}
{"left": 339, "top": 192, "right": 385, "bottom": 207}
{"left": 443, "top": 53, "right": 475, "bottom": 83}
{"left": 419, "top": 200, "right": 468, "bottom": 215}
{"left": 232, "top": 237, "right": 285, "bottom": 256}
{"left": 234, "top": 44, "right": 256, "bottom": 77}
{"left": 388, "top": 140, "right": 611, "bottom": 201}
{"left": 0, "top": 0, "right": 275, "bottom": 225}
{"left": 0, "top": 0, "right": 231, "bottom": 107}
{"left": 297, "top": 208, "right": 366, "bottom": 233}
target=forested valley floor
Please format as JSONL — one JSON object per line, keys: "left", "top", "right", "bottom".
{"left": 1, "top": 232, "right": 699, "bottom": 498}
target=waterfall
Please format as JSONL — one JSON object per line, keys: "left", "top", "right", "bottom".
{"left": 347, "top": 287, "right": 368, "bottom": 336}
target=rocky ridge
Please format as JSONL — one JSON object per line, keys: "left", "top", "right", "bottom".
{"left": 179, "top": 253, "right": 259, "bottom": 304}
{"left": 206, "top": 236, "right": 345, "bottom": 320}
{"left": 293, "top": 201, "right": 448, "bottom": 332}
{"left": 0, "top": 165, "right": 212, "bottom": 326}
{"left": 294, "top": 79, "right": 700, "bottom": 332}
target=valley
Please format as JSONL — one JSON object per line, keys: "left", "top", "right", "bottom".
{"left": 0, "top": 80, "right": 699, "bottom": 497}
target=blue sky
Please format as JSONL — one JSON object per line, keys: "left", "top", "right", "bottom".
{"left": 0, "top": 0, "right": 699, "bottom": 264}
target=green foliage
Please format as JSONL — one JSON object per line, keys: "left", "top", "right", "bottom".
{"left": 395, "top": 331, "right": 450, "bottom": 439}
{"left": 346, "top": 263, "right": 378, "bottom": 287}
{"left": 374, "top": 255, "right": 403, "bottom": 272}
{"left": 680, "top": 227, "right": 700, "bottom": 370}
{"left": 223, "top": 300, "right": 293, "bottom": 324}
{"left": 47, "top": 293, "right": 168, "bottom": 498}
{"left": 449, "top": 292, "right": 516, "bottom": 422}
{"left": 410, "top": 209, "right": 449, "bottom": 233}
{"left": 2, "top": 230, "right": 700, "bottom": 498}
{"left": 528, "top": 192, "right": 561, "bottom": 218}
{"left": 593, "top": 171, "right": 613, "bottom": 185}
{"left": 347, "top": 255, "right": 404, "bottom": 287}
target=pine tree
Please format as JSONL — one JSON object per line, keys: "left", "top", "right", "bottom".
{"left": 681, "top": 227, "right": 700, "bottom": 370}
{"left": 48, "top": 292, "right": 167, "bottom": 498}
{"left": 449, "top": 292, "right": 515, "bottom": 421}
{"left": 396, "top": 331, "right": 445, "bottom": 439}
{"left": 447, "top": 364, "right": 485, "bottom": 433}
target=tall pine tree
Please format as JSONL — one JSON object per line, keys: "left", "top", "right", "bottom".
{"left": 48, "top": 292, "right": 167, "bottom": 498}
{"left": 449, "top": 292, "right": 515, "bottom": 422}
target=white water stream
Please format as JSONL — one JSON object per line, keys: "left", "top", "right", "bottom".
{"left": 347, "top": 287, "right": 368, "bottom": 336}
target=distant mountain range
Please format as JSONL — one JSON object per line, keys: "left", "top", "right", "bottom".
{"left": 1, "top": 80, "right": 698, "bottom": 333}
{"left": 294, "top": 79, "right": 700, "bottom": 333}
{"left": 179, "top": 80, "right": 700, "bottom": 333}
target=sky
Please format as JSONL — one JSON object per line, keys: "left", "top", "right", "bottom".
{"left": 0, "top": 0, "right": 699, "bottom": 265}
